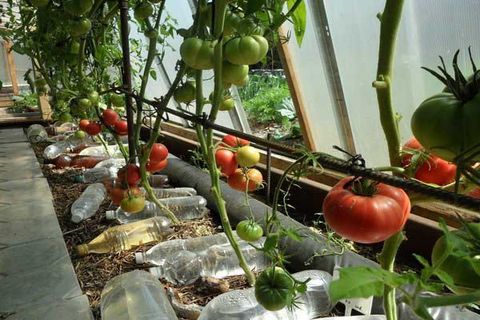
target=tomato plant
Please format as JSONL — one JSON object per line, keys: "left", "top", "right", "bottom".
{"left": 85, "top": 122, "right": 102, "bottom": 136}
{"left": 224, "top": 35, "right": 269, "bottom": 65}
{"left": 227, "top": 168, "right": 263, "bottom": 192}
{"left": 180, "top": 38, "right": 216, "bottom": 70}
{"left": 110, "top": 94, "right": 125, "bottom": 107}
{"left": 235, "top": 145, "right": 260, "bottom": 167}
{"left": 431, "top": 223, "right": 480, "bottom": 294}
{"left": 219, "top": 97, "right": 235, "bottom": 111}
{"left": 401, "top": 137, "right": 457, "bottom": 186}
{"left": 102, "top": 109, "right": 120, "bottom": 126}
{"left": 120, "top": 193, "right": 146, "bottom": 214}
{"left": 255, "top": 267, "right": 295, "bottom": 311}
{"left": 64, "top": 0, "right": 94, "bottom": 16}
{"left": 215, "top": 148, "right": 237, "bottom": 176}
{"left": 149, "top": 143, "right": 169, "bottom": 162}
{"left": 70, "top": 18, "right": 92, "bottom": 37}
{"left": 322, "top": 177, "right": 411, "bottom": 244}
{"left": 222, "top": 134, "right": 250, "bottom": 148}
{"left": 236, "top": 220, "right": 263, "bottom": 242}
{"left": 134, "top": 2, "right": 153, "bottom": 20}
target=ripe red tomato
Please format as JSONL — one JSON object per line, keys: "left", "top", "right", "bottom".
{"left": 215, "top": 148, "right": 237, "bottom": 176}
{"left": 102, "top": 109, "right": 120, "bottom": 126}
{"left": 468, "top": 188, "right": 480, "bottom": 199}
{"left": 402, "top": 137, "right": 456, "bottom": 186}
{"left": 228, "top": 168, "right": 263, "bottom": 192}
{"left": 125, "top": 164, "right": 141, "bottom": 186}
{"left": 79, "top": 119, "right": 90, "bottom": 132}
{"left": 149, "top": 143, "right": 169, "bottom": 162}
{"left": 322, "top": 177, "right": 411, "bottom": 244}
{"left": 146, "top": 159, "right": 168, "bottom": 173}
{"left": 114, "top": 120, "right": 128, "bottom": 135}
{"left": 221, "top": 134, "right": 250, "bottom": 148}
{"left": 85, "top": 122, "right": 102, "bottom": 136}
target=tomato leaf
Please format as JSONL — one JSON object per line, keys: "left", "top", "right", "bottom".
{"left": 264, "top": 233, "right": 280, "bottom": 252}
{"left": 246, "top": 0, "right": 266, "bottom": 14}
{"left": 329, "top": 266, "right": 413, "bottom": 302}
{"left": 149, "top": 69, "right": 157, "bottom": 81}
{"left": 282, "top": 228, "right": 303, "bottom": 242}
{"left": 287, "top": 0, "right": 306, "bottom": 46}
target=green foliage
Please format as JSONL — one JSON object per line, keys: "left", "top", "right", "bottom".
{"left": 9, "top": 93, "right": 38, "bottom": 113}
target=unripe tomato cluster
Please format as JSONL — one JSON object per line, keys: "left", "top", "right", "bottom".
{"left": 215, "top": 135, "right": 263, "bottom": 192}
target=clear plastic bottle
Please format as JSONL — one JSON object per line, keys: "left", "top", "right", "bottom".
{"left": 148, "top": 174, "right": 169, "bottom": 187}
{"left": 101, "top": 270, "right": 178, "bottom": 320}
{"left": 149, "top": 187, "right": 197, "bottom": 198}
{"left": 105, "top": 196, "right": 208, "bottom": 223}
{"left": 83, "top": 167, "right": 113, "bottom": 183}
{"left": 149, "top": 238, "right": 268, "bottom": 285}
{"left": 71, "top": 183, "right": 106, "bottom": 223}
{"left": 75, "top": 216, "right": 173, "bottom": 256}
{"left": 26, "top": 124, "right": 48, "bottom": 143}
{"left": 135, "top": 232, "right": 237, "bottom": 265}
{"left": 198, "top": 269, "right": 333, "bottom": 320}
{"left": 43, "top": 140, "right": 74, "bottom": 159}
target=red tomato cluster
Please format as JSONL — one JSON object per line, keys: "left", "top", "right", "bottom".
{"left": 216, "top": 135, "right": 263, "bottom": 192}
{"left": 78, "top": 109, "right": 128, "bottom": 136}
{"left": 145, "top": 143, "right": 169, "bottom": 173}
{"left": 401, "top": 137, "right": 457, "bottom": 186}
{"left": 109, "top": 163, "right": 145, "bottom": 213}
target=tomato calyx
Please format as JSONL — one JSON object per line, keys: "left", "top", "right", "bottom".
{"left": 344, "top": 177, "right": 378, "bottom": 197}
{"left": 424, "top": 49, "right": 480, "bottom": 102}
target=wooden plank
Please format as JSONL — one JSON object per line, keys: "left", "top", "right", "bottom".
{"left": 38, "top": 94, "right": 52, "bottom": 120}
{"left": 276, "top": 26, "right": 317, "bottom": 151}
{"left": 3, "top": 40, "right": 19, "bottom": 95}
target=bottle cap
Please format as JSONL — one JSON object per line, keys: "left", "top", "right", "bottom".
{"left": 76, "top": 244, "right": 89, "bottom": 256}
{"left": 149, "top": 267, "right": 162, "bottom": 279}
{"left": 135, "top": 252, "right": 145, "bottom": 264}
{"left": 105, "top": 210, "right": 115, "bottom": 219}
{"left": 71, "top": 214, "right": 82, "bottom": 224}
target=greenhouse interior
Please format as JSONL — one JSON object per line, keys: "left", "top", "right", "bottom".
{"left": 1, "top": 0, "right": 480, "bottom": 319}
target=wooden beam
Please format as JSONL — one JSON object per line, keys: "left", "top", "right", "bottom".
{"left": 276, "top": 26, "right": 317, "bottom": 151}
{"left": 38, "top": 94, "right": 52, "bottom": 120}
{"left": 3, "top": 40, "right": 19, "bottom": 95}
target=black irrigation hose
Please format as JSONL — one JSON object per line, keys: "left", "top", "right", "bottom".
{"left": 116, "top": 87, "right": 480, "bottom": 212}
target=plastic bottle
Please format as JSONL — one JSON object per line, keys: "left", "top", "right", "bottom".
{"left": 148, "top": 174, "right": 169, "bottom": 187}
{"left": 149, "top": 238, "right": 268, "bottom": 285}
{"left": 71, "top": 183, "right": 107, "bottom": 223}
{"left": 149, "top": 187, "right": 197, "bottom": 198}
{"left": 105, "top": 196, "right": 208, "bottom": 223}
{"left": 43, "top": 140, "right": 74, "bottom": 159}
{"left": 26, "top": 124, "right": 48, "bottom": 143}
{"left": 198, "top": 269, "right": 333, "bottom": 320}
{"left": 101, "top": 270, "right": 178, "bottom": 320}
{"left": 83, "top": 167, "right": 114, "bottom": 183}
{"left": 75, "top": 216, "right": 173, "bottom": 256}
{"left": 135, "top": 232, "right": 238, "bottom": 265}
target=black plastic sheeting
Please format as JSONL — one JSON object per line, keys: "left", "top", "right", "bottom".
{"left": 162, "top": 156, "right": 480, "bottom": 319}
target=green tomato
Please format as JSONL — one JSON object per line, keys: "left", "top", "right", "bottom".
{"left": 78, "top": 98, "right": 92, "bottom": 109}
{"left": 173, "top": 81, "right": 196, "bottom": 104}
{"left": 31, "top": 0, "right": 49, "bottom": 8}
{"left": 219, "top": 97, "right": 235, "bottom": 111}
{"left": 236, "top": 18, "right": 265, "bottom": 36}
{"left": 222, "top": 61, "right": 249, "bottom": 86}
{"left": 431, "top": 224, "right": 480, "bottom": 294}
{"left": 224, "top": 11, "right": 242, "bottom": 36}
{"left": 180, "top": 38, "right": 216, "bottom": 70}
{"left": 64, "top": 0, "right": 94, "bottom": 16}
{"left": 235, "top": 145, "right": 260, "bottom": 167}
{"left": 236, "top": 220, "right": 263, "bottom": 242}
{"left": 58, "top": 112, "right": 73, "bottom": 123}
{"left": 255, "top": 267, "right": 295, "bottom": 311}
{"left": 134, "top": 2, "right": 153, "bottom": 20}
{"left": 73, "top": 130, "right": 86, "bottom": 139}
{"left": 87, "top": 90, "right": 99, "bottom": 105}
{"left": 70, "top": 18, "right": 92, "bottom": 37}
{"left": 224, "top": 35, "right": 269, "bottom": 65}
{"left": 70, "top": 41, "right": 80, "bottom": 54}
{"left": 411, "top": 92, "right": 480, "bottom": 162}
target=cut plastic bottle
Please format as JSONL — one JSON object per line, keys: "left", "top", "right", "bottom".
{"left": 26, "top": 124, "right": 48, "bottom": 143}
{"left": 71, "top": 183, "right": 106, "bottom": 223}
{"left": 101, "top": 270, "right": 178, "bottom": 320}
{"left": 198, "top": 269, "right": 333, "bottom": 320}
{"left": 75, "top": 216, "right": 173, "bottom": 256}
{"left": 83, "top": 167, "right": 113, "bottom": 184}
{"left": 105, "top": 196, "right": 208, "bottom": 223}
{"left": 135, "top": 232, "right": 239, "bottom": 265}
{"left": 148, "top": 187, "right": 197, "bottom": 198}
{"left": 149, "top": 238, "right": 268, "bottom": 285}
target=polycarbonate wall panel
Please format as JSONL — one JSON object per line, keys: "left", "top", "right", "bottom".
{"left": 324, "top": 0, "right": 480, "bottom": 166}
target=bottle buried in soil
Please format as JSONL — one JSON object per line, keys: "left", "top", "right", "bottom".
{"left": 148, "top": 174, "right": 170, "bottom": 188}
{"left": 71, "top": 183, "right": 106, "bottom": 223}
{"left": 105, "top": 196, "right": 208, "bottom": 223}
{"left": 148, "top": 238, "right": 268, "bottom": 285}
{"left": 26, "top": 124, "right": 48, "bottom": 143}
{"left": 147, "top": 187, "right": 197, "bottom": 198}
{"left": 199, "top": 269, "right": 333, "bottom": 320}
{"left": 75, "top": 216, "right": 173, "bottom": 256}
{"left": 135, "top": 232, "right": 239, "bottom": 265}
{"left": 101, "top": 270, "right": 178, "bottom": 320}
